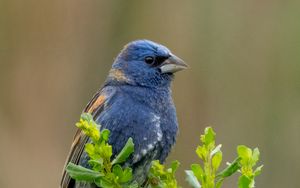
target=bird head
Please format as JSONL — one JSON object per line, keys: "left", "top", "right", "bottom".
{"left": 108, "top": 40, "right": 187, "bottom": 88}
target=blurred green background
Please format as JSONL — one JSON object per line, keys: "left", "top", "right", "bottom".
{"left": 1, "top": 1, "right": 300, "bottom": 187}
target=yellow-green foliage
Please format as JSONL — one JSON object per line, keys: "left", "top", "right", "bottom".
{"left": 67, "top": 114, "right": 263, "bottom": 188}
{"left": 146, "top": 160, "right": 181, "bottom": 188}
{"left": 67, "top": 113, "right": 137, "bottom": 188}
{"left": 185, "top": 127, "right": 263, "bottom": 188}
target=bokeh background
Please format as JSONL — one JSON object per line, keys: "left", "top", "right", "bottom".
{"left": 1, "top": 1, "right": 300, "bottom": 187}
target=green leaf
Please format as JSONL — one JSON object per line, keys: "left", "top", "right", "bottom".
{"left": 190, "top": 164, "right": 203, "bottom": 181}
{"left": 112, "top": 164, "right": 123, "bottom": 176}
{"left": 237, "top": 145, "right": 252, "bottom": 165}
{"left": 101, "top": 129, "right": 110, "bottom": 142}
{"left": 237, "top": 145, "right": 252, "bottom": 159}
{"left": 200, "top": 127, "right": 216, "bottom": 146}
{"left": 254, "top": 165, "right": 263, "bottom": 177}
{"left": 216, "top": 178, "right": 224, "bottom": 188}
{"left": 66, "top": 162, "right": 103, "bottom": 182}
{"left": 112, "top": 138, "right": 134, "bottom": 165}
{"left": 88, "top": 159, "right": 103, "bottom": 166}
{"left": 185, "top": 170, "right": 201, "bottom": 188}
{"left": 148, "top": 160, "right": 180, "bottom": 187}
{"left": 88, "top": 159, "right": 103, "bottom": 171}
{"left": 112, "top": 165, "right": 133, "bottom": 183}
{"left": 196, "top": 146, "right": 207, "bottom": 161}
{"left": 217, "top": 157, "right": 241, "bottom": 178}
{"left": 94, "top": 177, "right": 114, "bottom": 188}
{"left": 171, "top": 160, "right": 180, "bottom": 174}
{"left": 238, "top": 175, "right": 252, "bottom": 188}
{"left": 85, "top": 143, "right": 100, "bottom": 160}
{"left": 99, "top": 144, "right": 113, "bottom": 159}
{"left": 76, "top": 113, "right": 100, "bottom": 141}
{"left": 120, "top": 167, "right": 133, "bottom": 183}
{"left": 149, "top": 160, "right": 165, "bottom": 176}
{"left": 212, "top": 151, "right": 222, "bottom": 171}
{"left": 252, "top": 148, "right": 260, "bottom": 165}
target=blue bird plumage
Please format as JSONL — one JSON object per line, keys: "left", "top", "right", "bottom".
{"left": 61, "top": 40, "right": 187, "bottom": 188}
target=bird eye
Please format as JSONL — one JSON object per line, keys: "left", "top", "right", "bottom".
{"left": 145, "top": 56, "right": 154, "bottom": 64}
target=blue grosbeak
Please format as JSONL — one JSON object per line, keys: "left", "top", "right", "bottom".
{"left": 61, "top": 40, "right": 187, "bottom": 187}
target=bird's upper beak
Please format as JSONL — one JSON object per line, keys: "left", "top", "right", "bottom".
{"left": 159, "top": 54, "right": 188, "bottom": 73}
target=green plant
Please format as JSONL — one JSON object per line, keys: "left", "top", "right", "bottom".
{"left": 185, "top": 127, "right": 263, "bottom": 188}
{"left": 66, "top": 113, "right": 137, "bottom": 188}
{"left": 66, "top": 113, "right": 263, "bottom": 188}
{"left": 236, "top": 145, "right": 263, "bottom": 188}
{"left": 146, "top": 160, "right": 181, "bottom": 188}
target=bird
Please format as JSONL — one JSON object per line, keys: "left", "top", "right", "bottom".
{"left": 61, "top": 40, "right": 187, "bottom": 188}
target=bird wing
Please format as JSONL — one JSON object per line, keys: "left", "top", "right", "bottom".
{"left": 60, "top": 86, "right": 116, "bottom": 188}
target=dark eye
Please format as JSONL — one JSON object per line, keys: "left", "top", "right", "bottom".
{"left": 145, "top": 56, "right": 154, "bottom": 64}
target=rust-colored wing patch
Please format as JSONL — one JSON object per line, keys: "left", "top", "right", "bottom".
{"left": 87, "top": 94, "right": 106, "bottom": 114}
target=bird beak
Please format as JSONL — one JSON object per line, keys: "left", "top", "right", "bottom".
{"left": 159, "top": 54, "right": 188, "bottom": 73}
